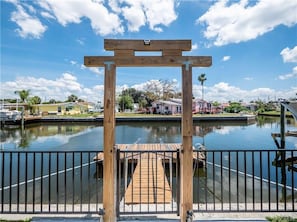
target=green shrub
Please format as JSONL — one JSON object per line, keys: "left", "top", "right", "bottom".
{"left": 266, "top": 216, "right": 297, "bottom": 222}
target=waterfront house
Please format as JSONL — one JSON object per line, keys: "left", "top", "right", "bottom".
{"left": 193, "top": 99, "right": 221, "bottom": 114}
{"left": 33, "top": 102, "right": 89, "bottom": 116}
{"left": 151, "top": 99, "right": 182, "bottom": 114}
{"left": 151, "top": 98, "right": 223, "bottom": 115}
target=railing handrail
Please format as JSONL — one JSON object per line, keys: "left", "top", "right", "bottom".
{"left": 2, "top": 148, "right": 296, "bottom": 153}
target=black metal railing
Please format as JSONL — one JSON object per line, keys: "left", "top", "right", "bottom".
{"left": 194, "top": 149, "right": 296, "bottom": 213}
{"left": 1, "top": 149, "right": 296, "bottom": 215}
{"left": 0, "top": 151, "right": 103, "bottom": 214}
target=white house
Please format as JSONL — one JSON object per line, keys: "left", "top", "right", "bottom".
{"left": 151, "top": 99, "right": 182, "bottom": 115}
{"left": 193, "top": 99, "right": 213, "bottom": 114}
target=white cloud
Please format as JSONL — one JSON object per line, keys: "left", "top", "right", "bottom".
{"left": 222, "top": 56, "right": 230, "bottom": 61}
{"left": 121, "top": 2, "right": 146, "bottom": 32}
{"left": 7, "top": 0, "right": 178, "bottom": 38}
{"left": 193, "top": 81, "right": 296, "bottom": 102}
{"left": 0, "top": 73, "right": 104, "bottom": 102}
{"left": 10, "top": 4, "right": 47, "bottom": 38}
{"left": 120, "top": 0, "right": 177, "bottom": 32}
{"left": 42, "top": 0, "right": 124, "bottom": 36}
{"left": 24, "top": 3, "right": 36, "bottom": 14}
{"left": 70, "top": 60, "right": 77, "bottom": 65}
{"left": 40, "top": 11, "right": 55, "bottom": 20}
{"left": 76, "top": 38, "right": 85, "bottom": 45}
{"left": 1, "top": 76, "right": 296, "bottom": 103}
{"left": 142, "top": 0, "right": 177, "bottom": 32}
{"left": 43, "top": 0, "right": 177, "bottom": 34}
{"left": 88, "top": 67, "right": 103, "bottom": 75}
{"left": 108, "top": 0, "right": 121, "bottom": 13}
{"left": 278, "top": 66, "right": 297, "bottom": 80}
{"left": 80, "top": 64, "right": 86, "bottom": 70}
{"left": 280, "top": 46, "right": 297, "bottom": 63}
{"left": 244, "top": 77, "right": 253, "bottom": 81}
{"left": 192, "top": 43, "right": 198, "bottom": 50}
{"left": 80, "top": 65, "right": 102, "bottom": 75}
{"left": 4, "top": 0, "right": 18, "bottom": 4}
{"left": 197, "top": 0, "right": 297, "bottom": 46}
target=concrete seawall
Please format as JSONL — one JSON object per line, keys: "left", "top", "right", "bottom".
{"left": 40, "top": 114, "right": 256, "bottom": 123}
{"left": 1, "top": 114, "right": 256, "bottom": 126}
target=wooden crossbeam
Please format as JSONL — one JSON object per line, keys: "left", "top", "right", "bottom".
{"left": 84, "top": 56, "right": 212, "bottom": 67}
{"left": 104, "top": 39, "right": 192, "bottom": 51}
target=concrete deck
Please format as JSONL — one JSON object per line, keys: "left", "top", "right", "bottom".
{"left": 2, "top": 212, "right": 296, "bottom": 222}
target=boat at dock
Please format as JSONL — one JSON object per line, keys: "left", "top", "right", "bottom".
{"left": 0, "top": 108, "right": 22, "bottom": 122}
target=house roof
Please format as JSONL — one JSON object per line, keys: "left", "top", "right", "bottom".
{"left": 33, "top": 102, "right": 88, "bottom": 107}
{"left": 154, "top": 100, "right": 181, "bottom": 106}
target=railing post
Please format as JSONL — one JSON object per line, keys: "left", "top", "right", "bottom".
{"left": 176, "top": 148, "right": 180, "bottom": 216}
{"left": 116, "top": 147, "right": 120, "bottom": 218}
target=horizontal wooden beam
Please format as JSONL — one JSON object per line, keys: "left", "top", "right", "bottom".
{"left": 104, "top": 39, "right": 192, "bottom": 51}
{"left": 84, "top": 56, "right": 212, "bottom": 67}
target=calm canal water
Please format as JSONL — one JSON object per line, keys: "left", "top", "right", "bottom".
{"left": 1, "top": 116, "right": 296, "bottom": 151}
{"left": 1, "top": 116, "right": 296, "bottom": 205}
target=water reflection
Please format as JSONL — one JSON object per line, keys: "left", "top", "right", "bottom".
{"left": 1, "top": 123, "right": 99, "bottom": 149}
{"left": 0, "top": 117, "right": 296, "bottom": 210}
{"left": 0, "top": 117, "right": 296, "bottom": 151}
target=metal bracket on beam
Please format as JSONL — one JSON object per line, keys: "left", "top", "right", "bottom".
{"left": 182, "top": 61, "right": 192, "bottom": 71}
{"left": 104, "top": 61, "right": 115, "bottom": 71}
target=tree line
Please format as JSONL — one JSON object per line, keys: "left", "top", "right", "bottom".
{"left": 4, "top": 75, "right": 286, "bottom": 114}
{"left": 4, "top": 90, "right": 85, "bottom": 105}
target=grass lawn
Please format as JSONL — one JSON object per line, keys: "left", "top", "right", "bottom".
{"left": 259, "top": 111, "right": 292, "bottom": 117}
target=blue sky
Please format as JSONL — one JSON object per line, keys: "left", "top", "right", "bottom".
{"left": 1, "top": 0, "right": 297, "bottom": 103}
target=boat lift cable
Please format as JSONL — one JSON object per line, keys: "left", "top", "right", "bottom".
{"left": 206, "top": 161, "right": 297, "bottom": 191}
{"left": 0, "top": 160, "right": 98, "bottom": 191}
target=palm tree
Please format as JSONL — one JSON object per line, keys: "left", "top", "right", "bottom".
{"left": 198, "top": 73, "right": 207, "bottom": 101}
{"left": 14, "top": 89, "right": 30, "bottom": 103}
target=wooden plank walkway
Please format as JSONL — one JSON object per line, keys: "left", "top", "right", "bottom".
{"left": 121, "top": 144, "right": 174, "bottom": 204}
{"left": 124, "top": 154, "right": 172, "bottom": 204}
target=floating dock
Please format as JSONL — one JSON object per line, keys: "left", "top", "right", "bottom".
{"left": 94, "top": 143, "right": 205, "bottom": 204}
{"left": 94, "top": 143, "right": 205, "bottom": 163}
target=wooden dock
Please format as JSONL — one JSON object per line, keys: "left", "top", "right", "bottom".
{"left": 94, "top": 143, "right": 205, "bottom": 162}
{"left": 124, "top": 155, "right": 172, "bottom": 204}
{"left": 94, "top": 143, "right": 206, "bottom": 204}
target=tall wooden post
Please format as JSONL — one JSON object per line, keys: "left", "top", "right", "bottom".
{"left": 180, "top": 63, "right": 193, "bottom": 221}
{"left": 103, "top": 62, "right": 116, "bottom": 222}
